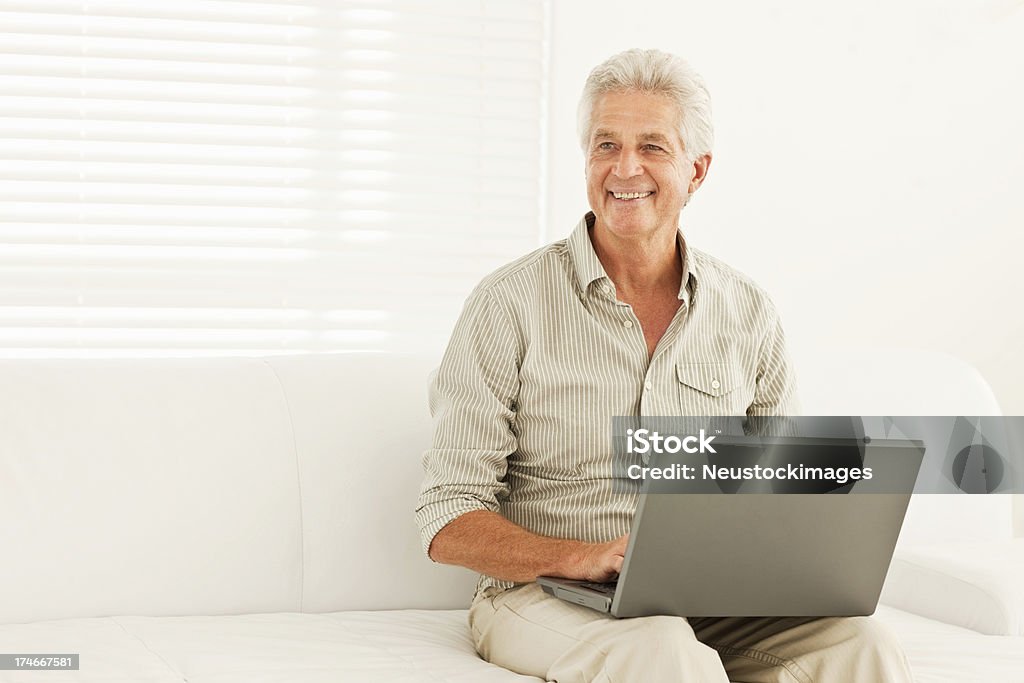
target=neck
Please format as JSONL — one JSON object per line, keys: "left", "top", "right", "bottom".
{"left": 589, "top": 220, "right": 683, "bottom": 297}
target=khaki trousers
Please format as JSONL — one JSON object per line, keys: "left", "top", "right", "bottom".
{"left": 470, "top": 583, "right": 914, "bottom": 683}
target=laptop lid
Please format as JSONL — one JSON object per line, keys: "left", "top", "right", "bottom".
{"left": 609, "top": 437, "right": 924, "bottom": 618}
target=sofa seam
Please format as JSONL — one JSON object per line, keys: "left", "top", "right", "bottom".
{"left": 262, "top": 358, "right": 306, "bottom": 614}
{"left": 109, "top": 617, "right": 189, "bottom": 682}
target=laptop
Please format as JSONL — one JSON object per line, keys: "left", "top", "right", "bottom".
{"left": 538, "top": 436, "right": 925, "bottom": 618}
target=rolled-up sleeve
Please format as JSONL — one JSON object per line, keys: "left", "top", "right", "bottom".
{"left": 748, "top": 303, "right": 800, "bottom": 417}
{"left": 414, "top": 286, "right": 521, "bottom": 558}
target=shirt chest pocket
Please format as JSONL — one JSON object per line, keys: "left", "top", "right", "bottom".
{"left": 675, "top": 362, "right": 752, "bottom": 415}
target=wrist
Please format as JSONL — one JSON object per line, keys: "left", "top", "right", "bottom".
{"left": 553, "top": 539, "right": 588, "bottom": 579}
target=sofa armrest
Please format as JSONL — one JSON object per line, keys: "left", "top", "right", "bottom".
{"left": 880, "top": 539, "right": 1024, "bottom": 636}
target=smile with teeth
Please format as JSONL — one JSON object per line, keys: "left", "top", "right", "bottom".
{"left": 611, "top": 191, "right": 653, "bottom": 200}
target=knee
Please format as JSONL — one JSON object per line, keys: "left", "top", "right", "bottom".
{"left": 614, "top": 617, "right": 725, "bottom": 677}
{"left": 633, "top": 615, "right": 697, "bottom": 651}
{"left": 847, "top": 617, "right": 901, "bottom": 652}
{"left": 843, "top": 617, "right": 911, "bottom": 676}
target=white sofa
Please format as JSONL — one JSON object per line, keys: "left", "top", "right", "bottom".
{"left": 1, "top": 351, "right": 1022, "bottom": 682}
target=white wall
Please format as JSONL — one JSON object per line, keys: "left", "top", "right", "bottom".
{"left": 546, "top": 0, "right": 1024, "bottom": 413}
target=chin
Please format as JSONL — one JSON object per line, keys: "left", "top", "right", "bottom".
{"left": 603, "top": 223, "right": 656, "bottom": 241}
{"left": 600, "top": 212, "right": 657, "bottom": 237}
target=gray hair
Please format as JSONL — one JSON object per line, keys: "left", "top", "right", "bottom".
{"left": 577, "top": 49, "right": 714, "bottom": 159}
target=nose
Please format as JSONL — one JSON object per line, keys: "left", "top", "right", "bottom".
{"left": 612, "top": 147, "right": 643, "bottom": 179}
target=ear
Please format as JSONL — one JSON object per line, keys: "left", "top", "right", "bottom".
{"left": 688, "top": 153, "right": 712, "bottom": 194}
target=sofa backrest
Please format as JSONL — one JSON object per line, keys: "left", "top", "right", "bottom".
{"left": 0, "top": 350, "right": 1017, "bottom": 624}
{"left": 0, "top": 354, "right": 476, "bottom": 626}
{"left": 0, "top": 358, "right": 305, "bottom": 625}
{"left": 261, "top": 353, "right": 478, "bottom": 613}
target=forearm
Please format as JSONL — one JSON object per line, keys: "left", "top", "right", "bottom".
{"left": 428, "top": 510, "right": 589, "bottom": 583}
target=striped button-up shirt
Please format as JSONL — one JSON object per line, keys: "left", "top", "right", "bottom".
{"left": 415, "top": 212, "right": 798, "bottom": 595}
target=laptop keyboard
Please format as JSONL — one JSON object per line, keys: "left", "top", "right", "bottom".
{"left": 577, "top": 581, "right": 617, "bottom": 595}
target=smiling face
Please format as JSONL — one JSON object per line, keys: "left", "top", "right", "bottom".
{"left": 585, "top": 90, "right": 709, "bottom": 243}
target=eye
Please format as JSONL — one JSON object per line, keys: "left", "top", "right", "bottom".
{"left": 643, "top": 144, "right": 664, "bottom": 152}
{"left": 596, "top": 141, "right": 616, "bottom": 151}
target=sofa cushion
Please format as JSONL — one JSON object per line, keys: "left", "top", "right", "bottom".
{"left": 1, "top": 608, "right": 1021, "bottom": 683}
{"left": 874, "top": 605, "right": 1024, "bottom": 682}
{"left": 0, "top": 617, "right": 183, "bottom": 683}
{"left": 881, "top": 539, "right": 1024, "bottom": 635}
{"left": 0, "top": 611, "right": 539, "bottom": 683}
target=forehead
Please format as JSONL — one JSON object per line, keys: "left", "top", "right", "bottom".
{"left": 589, "top": 90, "right": 682, "bottom": 143}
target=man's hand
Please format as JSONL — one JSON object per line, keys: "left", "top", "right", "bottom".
{"left": 429, "top": 510, "right": 630, "bottom": 584}
{"left": 574, "top": 534, "right": 628, "bottom": 582}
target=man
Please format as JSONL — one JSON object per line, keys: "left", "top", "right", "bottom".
{"left": 416, "top": 49, "right": 913, "bottom": 682}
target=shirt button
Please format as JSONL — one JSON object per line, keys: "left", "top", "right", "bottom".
{"left": 622, "top": 320, "right": 633, "bottom": 328}
{"left": 644, "top": 381, "right": 652, "bottom": 391}
{"left": 711, "top": 379, "right": 721, "bottom": 390}
{"left": 603, "top": 284, "right": 612, "bottom": 295}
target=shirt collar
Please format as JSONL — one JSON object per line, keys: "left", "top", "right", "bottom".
{"left": 568, "top": 212, "right": 697, "bottom": 305}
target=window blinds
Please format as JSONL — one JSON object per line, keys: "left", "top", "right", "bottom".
{"left": 0, "top": 0, "right": 549, "bottom": 357}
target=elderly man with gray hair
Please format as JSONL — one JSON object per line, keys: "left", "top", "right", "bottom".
{"left": 416, "top": 49, "right": 913, "bottom": 682}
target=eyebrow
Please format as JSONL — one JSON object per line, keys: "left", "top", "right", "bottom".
{"left": 638, "top": 132, "right": 673, "bottom": 145}
{"left": 591, "top": 129, "right": 676, "bottom": 147}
